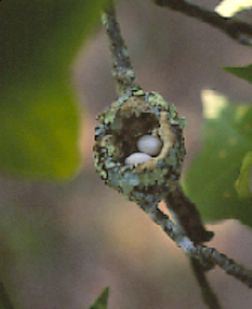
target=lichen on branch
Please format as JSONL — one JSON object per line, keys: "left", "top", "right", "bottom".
{"left": 102, "top": 5, "right": 136, "bottom": 95}
{"left": 94, "top": 0, "right": 252, "bottom": 297}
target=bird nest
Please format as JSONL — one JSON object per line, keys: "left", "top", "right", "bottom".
{"left": 94, "top": 88, "right": 186, "bottom": 205}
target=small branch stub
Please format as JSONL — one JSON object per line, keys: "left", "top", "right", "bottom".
{"left": 94, "top": 87, "right": 186, "bottom": 205}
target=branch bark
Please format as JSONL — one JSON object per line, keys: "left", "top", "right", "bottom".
{"left": 153, "top": 0, "right": 252, "bottom": 46}
{"left": 140, "top": 202, "right": 252, "bottom": 288}
{"left": 190, "top": 258, "right": 222, "bottom": 309}
{"left": 165, "top": 184, "right": 213, "bottom": 243}
{"left": 166, "top": 187, "right": 222, "bottom": 308}
{"left": 166, "top": 186, "right": 222, "bottom": 307}
{"left": 102, "top": 4, "right": 136, "bottom": 95}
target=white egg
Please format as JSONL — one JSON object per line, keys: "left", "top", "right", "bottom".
{"left": 137, "top": 135, "right": 162, "bottom": 156}
{"left": 125, "top": 152, "right": 152, "bottom": 166}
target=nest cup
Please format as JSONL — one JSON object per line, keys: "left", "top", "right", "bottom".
{"left": 94, "top": 88, "right": 186, "bottom": 205}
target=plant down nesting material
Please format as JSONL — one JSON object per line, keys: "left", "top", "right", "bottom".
{"left": 94, "top": 87, "right": 186, "bottom": 205}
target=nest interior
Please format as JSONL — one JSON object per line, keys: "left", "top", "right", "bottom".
{"left": 114, "top": 111, "right": 160, "bottom": 162}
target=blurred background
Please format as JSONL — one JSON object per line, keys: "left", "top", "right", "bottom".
{"left": 1, "top": 0, "right": 252, "bottom": 308}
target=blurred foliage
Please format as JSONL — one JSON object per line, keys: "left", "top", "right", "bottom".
{"left": 225, "top": 64, "right": 252, "bottom": 84}
{"left": 235, "top": 151, "right": 252, "bottom": 198}
{"left": 0, "top": 207, "right": 59, "bottom": 265}
{"left": 89, "top": 287, "right": 109, "bottom": 309}
{"left": 0, "top": 0, "right": 108, "bottom": 180}
{"left": 0, "top": 204, "right": 65, "bottom": 308}
{"left": 184, "top": 90, "right": 252, "bottom": 227}
{"left": 215, "top": 0, "right": 252, "bottom": 17}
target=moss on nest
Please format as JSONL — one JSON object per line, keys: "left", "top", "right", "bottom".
{"left": 94, "top": 87, "right": 186, "bottom": 205}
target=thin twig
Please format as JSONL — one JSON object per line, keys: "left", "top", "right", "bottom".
{"left": 153, "top": 0, "right": 252, "bottom": 46}
{"left": 0, "top": 281, "right": 14, "bottom": 309}
{"left": 165, "top": 184, "right": 214, "bottom": 243}
{"left": 167, "top": 188, "right": 221, "bottom": 308}
{"left": 190, "top": 258, "right": 222, "bottom": 309}
{"left": 140, "top": 202, "right": 252, "bottom": 288}
{"left": 102, "top": 3, "right": 136, "bottom": 95}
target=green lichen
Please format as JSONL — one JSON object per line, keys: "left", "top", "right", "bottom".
{"left": 94, "top": 88, "right": 186, "bottom": 205}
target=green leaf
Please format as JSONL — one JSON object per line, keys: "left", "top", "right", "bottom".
{"left": 89, "top": 288, "right": 109, "bottom": 309}
{"left": 0, "top": 205, "right": 67, "bottom": 308}
{"left": 184, "top": 90, "right": 252, "bottom": 227}
{"left": 235, "top": 151, "right": 252, "bottom": 198}
{"left": 215, "top": 0, "right": 252, "bottom": 17}
{"left": 0, "top": 0, "right": 108, "bottom": 180}
{"left": 225, "top": 64, "right": 252, "bottom": 84}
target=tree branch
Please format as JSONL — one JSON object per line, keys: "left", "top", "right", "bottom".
{"left": 101, "top": 0, "right": 252, "bottom": 294}
{"left": 102, "top": 3, "right": 136, "bottom": 95}
{"left": 166, "top": 187, "right": 222, "bottom": 308}
{"left": 166, "top": 186, "right": 222, "bottom": 307}
{"left": 190, "top": 258, "right": 222, "bottom": 309}
{"left": 153, "top": 0, "right": 252, "bottom": 46}
{"left": 165, "top": 184, "right": 214, "bottom": 243}
{"left": 139, "top": 202, "right": 252, "bottom": 288}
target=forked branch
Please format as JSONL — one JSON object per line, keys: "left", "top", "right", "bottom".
{"left": 140, "top": 202, "right": 252, "bottom": 288}
{"left": 153, "top": 0, "right": 252, "bottom": 46}
{"left": 101, "top": 0, "right": 252, "bottom": 294}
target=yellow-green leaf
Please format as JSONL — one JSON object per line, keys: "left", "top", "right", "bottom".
{"left": 225, "top": 64, "right": 252, "bottom": 84}
{"left": 184, "top": 90, "right": 252, "bottom": 227}
{"left": 0, "top": 0, "right": 108, "bottom": 180}
{"left": 89, "top": 288, "right": 109, "bottom": 309}
{"left": 235, "top": 151, "right": 252, "bottom": 198}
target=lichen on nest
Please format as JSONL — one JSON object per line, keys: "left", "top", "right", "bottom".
{"left": 94, "top": 87, "right": 186, "bottom": 205}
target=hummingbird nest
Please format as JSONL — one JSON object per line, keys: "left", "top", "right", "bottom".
{"left": 94, "top": 88, "right": 186, "bottom": 205}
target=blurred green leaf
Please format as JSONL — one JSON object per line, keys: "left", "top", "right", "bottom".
{"left": 90, "top": 288, "right": 109, "bottom": 309}
{"left": 0, "top": 205, "right": 67, "bottom": 308}
{"left": 235, "top": 151, "right": 252, "bottom": 198}
{"left": 0, "top": 207, "right": 60, "bottom": 265}
{"left": 215, "top": 0, "right": 252, "bottom": 17}
{"left": 0, "top": 0, "right": 108, "bottom": 180}
{"left": 184, "top": 90, "right": 252, "bottom": 227}
{"left": 225, "top": 64, "right": 252, "bottom": 84}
